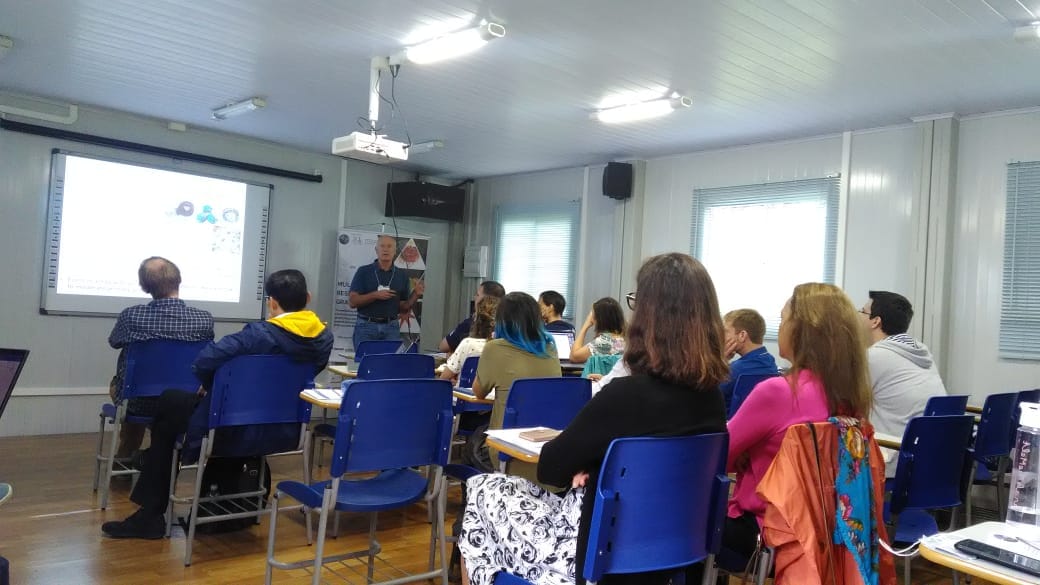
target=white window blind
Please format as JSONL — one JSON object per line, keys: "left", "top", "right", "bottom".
{"left": 1000, "top": 162, "right": 1040, "bottom": 360}
{"left": 691, "top": 176, "right": 840, "bottom": 337}
{"left": 493, "top": 202, "right": 579, "bottom": 319}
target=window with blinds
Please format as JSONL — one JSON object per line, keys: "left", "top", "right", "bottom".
{"left": 691, "top": 176, "right": 841, "bottom": 338}
{"left": 493, "top": 202, "right": 580, "bottom": 319}
{"left": 1000, "top": 162, "right": 1040, "bottom": 360}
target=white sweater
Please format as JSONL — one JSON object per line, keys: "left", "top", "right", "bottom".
{"left": 868, "top": 334, "right": 948, "bottom": 476}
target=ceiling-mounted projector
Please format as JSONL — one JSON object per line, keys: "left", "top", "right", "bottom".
{"left": 332, "top": 132, "right": 408, "bottom": 164}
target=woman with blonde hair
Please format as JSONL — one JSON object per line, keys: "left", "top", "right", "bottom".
{"left": 722, "top": 282, "right": 872, "bottom": 566}
{"left": 440, "top": 295, "right": 499, "bottom": 385}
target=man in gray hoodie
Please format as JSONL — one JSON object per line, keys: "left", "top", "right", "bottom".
{"left": 859, "top": 290, "right": 948, "bottom": 476}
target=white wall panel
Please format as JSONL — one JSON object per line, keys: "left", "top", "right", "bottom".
{"left": 947, "top": 111, "right": 1040, "bottom": 401}
{"left": 843, "top": 125, "right": 921, "bottom": 310}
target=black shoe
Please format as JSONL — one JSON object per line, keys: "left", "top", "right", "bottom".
{"left": 101, "top": 509, "right": 165, "bottom": 539}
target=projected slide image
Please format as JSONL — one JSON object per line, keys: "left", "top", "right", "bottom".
{"left": 54, "top": 156, "right": 247, "bottom": 303}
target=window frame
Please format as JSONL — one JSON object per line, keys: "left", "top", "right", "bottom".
{"left": 492, "top": 200, "right": 581, "bottom": 320}
{"left": 690, "top": 176, "right": 841, "bottom": 339}
{"left": 1000, "top": 161, "right": 1040, "bottom": 360}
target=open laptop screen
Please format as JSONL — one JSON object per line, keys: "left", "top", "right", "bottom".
{"left": 0, "top": 348, "right": 29, "bottom": 422}
{"left": 550, "top": 332, "right": 574, "bottom": 361}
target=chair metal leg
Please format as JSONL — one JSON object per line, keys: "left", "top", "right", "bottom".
{"left": 755, "top": 547, "right": 772, "bottom": 585}
{"left": 903, "top": 555, "right": 911, "bottom": 585}
{"left": 265, "top": 490, "right": 280, "bottom": 585}
{"left": 966, "top": 461, "right": 977, "bottom": 525}
{"left": 100, "top": 412, "right": 123, "bottom": 510}
{"left": 437, "top": 476, "right": 449, "bottom": 585}
{"left": 184, "top": 442, "right": 210, "bottom": 566}
{"left": 367, "top": 512, "right": 379, "bottom": 583}
{"left": 311, "top": 486, "right": 333, "bottom": 585}
{"left": 93, "top": 412, "right": 106, "bottom": 491}
{"left": 256, "top": 457, "right": 267, "bottom": 525}
{"left": 165, "top": 445, "right": 181, "bottom": 537}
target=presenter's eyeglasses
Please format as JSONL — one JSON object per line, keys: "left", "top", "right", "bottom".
{"left": 625, "top": 292, "right": 636, "bottom": 310}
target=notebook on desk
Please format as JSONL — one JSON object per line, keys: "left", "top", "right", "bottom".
{"left": 0, "top": 348, "right": 29, "bottom": 423}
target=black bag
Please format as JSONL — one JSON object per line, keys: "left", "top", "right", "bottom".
{"left": 191, "top": 457, "right": 272, "bottom": 534}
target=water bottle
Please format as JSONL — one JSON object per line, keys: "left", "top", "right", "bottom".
{"left": 1007, "top": 402, "right": 1040, "bottom": 527}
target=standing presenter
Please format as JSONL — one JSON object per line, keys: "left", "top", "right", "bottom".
{"left": 348, "top": 234, "right": 424, "bottom": 351}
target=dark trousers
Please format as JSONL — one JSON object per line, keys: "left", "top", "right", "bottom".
{"left": 130, "top": 389, "right": 201, "bottom": 515}
{"left": 715, "top": 511, "right": 762, "bottom": 574}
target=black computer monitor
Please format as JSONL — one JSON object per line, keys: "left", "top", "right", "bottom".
{"left": 0, "top": 348, "right": 29, "bottom": 422}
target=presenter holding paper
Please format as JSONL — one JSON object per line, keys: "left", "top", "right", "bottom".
{"left": 348, "top": 234, "right": 424, "bottom": 351}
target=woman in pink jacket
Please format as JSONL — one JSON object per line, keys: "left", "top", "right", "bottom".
{"left": 722, "top": 282, "right": 873, "bottom": 570}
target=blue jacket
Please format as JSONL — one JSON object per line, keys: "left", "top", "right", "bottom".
{"left": 722, "top": 346, "right": 779, "bottom": 418}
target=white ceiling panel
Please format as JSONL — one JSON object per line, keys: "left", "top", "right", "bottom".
{"left": 2, "top": 0, "right": 1040, "bottom": 178}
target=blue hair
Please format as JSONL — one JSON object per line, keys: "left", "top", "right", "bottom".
{"left": 495, "top": 321, "right": 555, "bottom": 358}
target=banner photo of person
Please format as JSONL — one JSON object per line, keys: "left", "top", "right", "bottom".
{"left": 332, "top": 229, "right": 429, "bottom": 356}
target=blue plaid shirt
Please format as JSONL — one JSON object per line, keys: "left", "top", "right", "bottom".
{"left": 109, "top": 298, "right": 214, "bottom": 398}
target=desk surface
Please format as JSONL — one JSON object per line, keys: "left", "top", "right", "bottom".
{"left": 484, "top": 428, "right": 552, "bottom": 464}
{"left": 300, "top": 388, "right": 342, "bottom": 409}
{"left": 875, "top": 432, "right": 901, "bottom": 450}
{"left": 326, "top": 364, "right": 357, "bottom": 379}
{"left": 920, "top": 522, "right": 1040, "bottom": 585}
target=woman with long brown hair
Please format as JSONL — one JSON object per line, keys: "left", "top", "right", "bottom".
{"left": 458, "top": 253, "right": 729, "bottom": 585}
{"left": 723, "top": 282, "right": 872, "bottom": 566}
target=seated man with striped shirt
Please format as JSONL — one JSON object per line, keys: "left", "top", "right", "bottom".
{"left": 108, "top": 256, "right": 214, "bottom": 459}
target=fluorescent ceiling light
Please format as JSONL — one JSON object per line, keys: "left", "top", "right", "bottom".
{"left": 1014, "top": 22, "right": 1040, "bottom": 42}
{"left": 211, "top": 97, "right": 266, "bottom": 120}
{"left": 593, "top": 95, "right": 693, "bottom": 124}
{"left": 395, "top": 22, "right": 505, "bottom": 65}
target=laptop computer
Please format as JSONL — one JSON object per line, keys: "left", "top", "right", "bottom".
{"left": 0, "top": 348, "right": 29, "bottom": 422}
{"left": 550, "top": 332, "right": 575, "bottom": 362}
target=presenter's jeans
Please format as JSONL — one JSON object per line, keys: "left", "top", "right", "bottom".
{"left": 352, "top": 319, "right": 401, "bottom": 352}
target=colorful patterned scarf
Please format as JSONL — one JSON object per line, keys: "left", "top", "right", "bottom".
{"left": 831, "top": 416, "right": 880, "bottom": 585}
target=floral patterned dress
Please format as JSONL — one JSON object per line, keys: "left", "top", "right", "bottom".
{"left": 459, "top": 474, "right": 584, "bottom": 585}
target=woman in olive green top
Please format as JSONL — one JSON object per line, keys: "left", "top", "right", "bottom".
{"left": 473, "top": 292, "right": 562, "bottom": 480}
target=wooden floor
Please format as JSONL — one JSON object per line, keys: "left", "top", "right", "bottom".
{"left": 0, "top": 433, "right": 995, "bottom": 584}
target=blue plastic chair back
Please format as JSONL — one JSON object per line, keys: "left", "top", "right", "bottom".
{"left": 206, "top": 355, "right": 316, "bottom": 428}
{"left": 122, "top": 339, "right": 210, "bottom": 399}
{"left": 458, "top": 356, "right": 479, "bottom": 388}
{"left": 923, "top": 394, "right": 969, "bottom": 416}
{"left": 889, "top": 415, "right": 974, "bottom": 513}
{"left": 974, "top": 392, "right": 1018, "bottom": 460}
{"left": 354, "top": 339, "right": 414, "bottom": 363}
{"left": 502, "top": 377, "right": 592, "bottom": 430}
{"left": 583, "top": 434, "right": 731, "bottom": 582}
{"left": 727, "top": 372, "right": 778, "bottom": 418}
{"left": 357, "top": 353, "right": 434, "bottom": 380}
{"left": 330, "top": 379, "right": 454, "bottom": 475}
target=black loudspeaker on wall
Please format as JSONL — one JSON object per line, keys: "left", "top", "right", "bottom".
{"left": 603, "top": 162, "right": 634, "bottom": 200}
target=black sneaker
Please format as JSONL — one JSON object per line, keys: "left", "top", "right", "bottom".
{"left": 101, "top": 508, "right": 165, "bottom": 539}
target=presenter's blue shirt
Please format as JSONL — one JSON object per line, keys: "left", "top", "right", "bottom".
{"left": 722, "top": 346, "right": 779, "bottom": 417}
{"left": 349, "top": 260, "right": 410, "bottom": 320}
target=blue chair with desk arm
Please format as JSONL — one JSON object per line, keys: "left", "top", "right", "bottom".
{"left": 885, "top": 414, "right": 975, "bottom": 584}
{"left": 313, "top": 353, "right": 435, "bottom": 475}
{"left": 265, "top": 378, "right": 455, "bottom": 585}
{"left": 354, "top": 339, "right": 417, "bottom": 363}
{"left": 923, "top": 394, "right": 970, "bottom": 416}
{"left": 498, "top": 377, "right": 592, "bottom": 471}
{"left": 93, "top": 339, "right": 209, "bottom": 509}
{"left": 965, "top": 392, "right": 1018, "bottom": 524}
{"left": 457, "top": 356, "right": 479, "bottom": 390}
{"left": 493, "top": 433, "right": 732, "bottom": 585}
{"left": 165, "top": 354, "right": 316, "bottom": 566}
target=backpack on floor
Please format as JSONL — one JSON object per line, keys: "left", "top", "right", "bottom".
{"left": 190, "top": 456, "right": 272, "bottom": 534}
